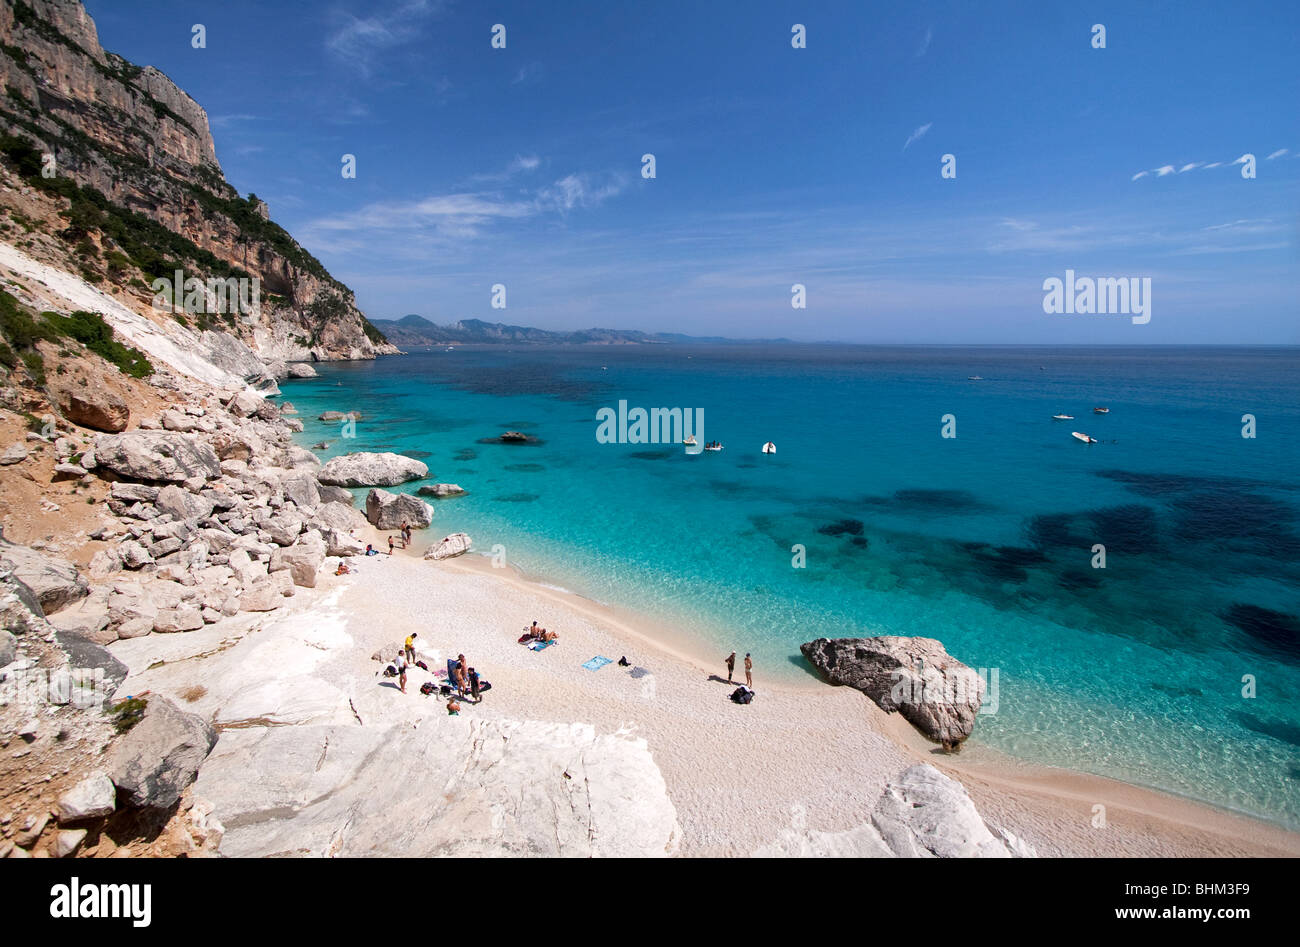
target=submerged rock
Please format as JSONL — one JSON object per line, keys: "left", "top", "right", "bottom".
{"left": 418, "top": 483, "right": 467, "bottom": 498}
{"left": 800, "top": 636, "right": 985, "bottom": 747}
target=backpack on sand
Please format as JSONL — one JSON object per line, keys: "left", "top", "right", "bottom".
{"left": 420, "top": 681, "right": 436, "bottom": 696}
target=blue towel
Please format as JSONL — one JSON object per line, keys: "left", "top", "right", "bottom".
{"left": 582, "top": 656, "right": 612, "bottom": 671}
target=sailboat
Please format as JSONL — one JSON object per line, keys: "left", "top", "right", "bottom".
{"left": 761, "top": 442, "right": 776, "bottom": 454}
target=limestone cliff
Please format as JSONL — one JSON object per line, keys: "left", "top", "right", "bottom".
{"left": 0, "top": 0, "right": 397, "bottom": 362}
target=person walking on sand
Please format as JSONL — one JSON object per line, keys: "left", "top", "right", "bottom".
{"left": 404, "top": 633, "right": 417, "bottom": 663}
{"left": 395, "top": 651, "right": 408, "bottom": 694}
{"left": 744, "top": 653, "right": 753, "bottom": 688}
{"left": 725, "top": 651, "right": 736, "bottom": 683}
{"left": 388, "top": 535, "right": 395, "bottom": 555}
{"left": 468, "top": 666, "right": 481, "bottom": 703}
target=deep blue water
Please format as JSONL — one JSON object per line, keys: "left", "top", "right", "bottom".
{"left": 282, "top": 344, "right": 1300, "bottom": 828}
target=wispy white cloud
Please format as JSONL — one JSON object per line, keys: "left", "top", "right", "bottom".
{"left": 1131, "top": 150, "right": 1292, "bottom": 180}
{"left": 917, "top": 27, "right": 932, "bottom": 57}
{"left": 513, "top": 62, "right": 543, "bottom": 85}
{"left": 902, "top": 122, "right": 932, "bottom": 151}
{"left": 324, "top": 0, "right": 445, "bottom": 77}
{"left": 301, "top": 169, "right": 626, "bottom": 250}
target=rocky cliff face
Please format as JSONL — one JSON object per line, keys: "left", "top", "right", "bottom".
{"left": 0, "top": 0, "right": 396, "bottom": 362}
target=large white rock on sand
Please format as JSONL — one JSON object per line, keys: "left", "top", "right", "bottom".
{"left": 92, "top": 432, "right": 221, "bottom": 483}
{"left": 754, "top": 764, "right": 1033, "bottom": 858}
{"left": 425, "top": 533, "right": 471, "bottom": 560}
{"left": 318, "top": 452, "right": 427, "bottom": 487}
{"left": 364, "top": 489, "right": 434, "bottom": 530}
{"left": 195, "top": 719, "right": 680, "bottom": 858}
{"left": 800, "top": 636, "right": 985, "bottom": 747}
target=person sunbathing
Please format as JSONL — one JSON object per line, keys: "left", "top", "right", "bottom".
{"left": 335, "top": 561, "right": 352, "bottom": 575}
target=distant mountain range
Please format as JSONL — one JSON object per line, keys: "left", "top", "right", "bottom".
{"left": 368, "top": 315, "right": 757, "bottom": 346}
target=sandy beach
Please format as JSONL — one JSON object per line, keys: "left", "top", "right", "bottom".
{"left": 114, "top": 527, "right": 1300, "bottom": 858}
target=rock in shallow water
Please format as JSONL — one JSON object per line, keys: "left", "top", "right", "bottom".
{"left": 318, "top": 452, "right": 427, "bottom": 487}
{"left": 800, "top": 636, "right": 985, "bottom": 747}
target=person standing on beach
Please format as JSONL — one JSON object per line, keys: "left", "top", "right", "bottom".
{"left": 468, "top": 667, "right": 481, "bottom": 703}
{"left": 455, "top": 653, "right": 468, "bottom": 697}
{"left": 725, "top": 651, "right": 736, "bottom": 683}
{"left": 404, "top": 633, "right": 417, "bottom": 663}
{"left": 744, "top": 653, "right": 753, "bottom": 687}
{"left": 388, "top": 535, "right": 395, "bottom": 555}
{"left": 395, "top": 651, "right": 408, "bottom": 694}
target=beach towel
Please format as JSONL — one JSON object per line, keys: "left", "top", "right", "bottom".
{"left": 582, "top": 656, "right": 612, "bottom": 671}
{"left": 532, "top": 640, "right": 556, "bottom": 651}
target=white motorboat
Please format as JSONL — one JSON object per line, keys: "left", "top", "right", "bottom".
{"left": 704, "top": 444, "right": 724, "bottom": 452}
{"left": 1052, "top": 414, "right": 1073, "bottom": 420}
{"left": 1093, "top": 407, "right": 1110, "bottom": 414}
{"left": 1071, "top": 431, "right": 1098, "bottom": 444}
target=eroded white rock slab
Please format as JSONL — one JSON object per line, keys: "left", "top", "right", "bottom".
{"left": 196, "top": 719, "right": 680, "bottom": 858}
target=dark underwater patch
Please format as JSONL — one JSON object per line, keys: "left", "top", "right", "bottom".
{"left": 629, "top": 450, "right": 673, "bottom": 461}
{"left": 1222, "top": 603, "right": 1300, "bottom": 663}
{"left": 454, "top": 449, "right": 477, "bottom": 461}
{"left": 492, "top": 493, "right": 541, "bottom": 503}
{"left": 400, "top": 450, "right": 432, "bottom": 460}
{"left": 860, "top": 488, "right": 989, "bottom": 514}
{"left": 1230, "top": 711, "right": 1300, "bottom": 748}
{"left": 1057, "top": 569, "right": 1103, "bottom": 591}
{"left": 1028, "top": 513, "right": 1092, "bottom": 550}
{"left": 818, "top": 519, "right": 864, "bottom": 537}
{"left": 1090, "top": 504, "right": 1160, "bottom": 554}
{"left": 478, "top": 435, "right": 545, "bottom": 446}
{"left": 504, "top": 463, "right": 546, "bottom": 472}
{"left": 967, "top": 545, "right": 1049, "bottom": 584}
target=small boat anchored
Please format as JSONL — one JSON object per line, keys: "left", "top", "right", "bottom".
{"left": 1052, "top": 414, "right": 1074, "bottom": 420}
{"left": 704, "top": 441, "right": 724, "bottom": 452}
{"left": 968, "top": 375, "right": 983, "bottom": 381}
{"left": 1071, "top": 431, "right": 1098, "bottom": 444}
{"left": 761, "top": 442, "right": 776, "bottom": 454}
{"left": 683, "top": 435, "right": 697, "bottom": 446}
{"left": 1093, "top": 407, "right": 1110, "bottom": 414}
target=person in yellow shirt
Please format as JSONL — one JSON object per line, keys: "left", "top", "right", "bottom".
{"left": 404, "top": 634, "right": 417, "bottom": 663}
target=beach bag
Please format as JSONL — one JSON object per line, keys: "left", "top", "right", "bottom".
{"left": 479, "top": 680, "right": 492, "bottom": 692}
{"left": 415, "top": 661, "right": 429, "bottom": 671}
{"left": 383, "top": 665, "right": 398, "bottom": 678}
{"left": 731, "top": 687, "right": 753, "bottom": 704}
{"left": 440, "top": 684, "right": 452, "bottom": 696}
{"left": 420, "top": 681, "right": 436, "bottom": 696}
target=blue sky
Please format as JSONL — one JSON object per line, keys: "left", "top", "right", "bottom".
{"left": 84, "top": 1, "right": 1298, "bottom": 343}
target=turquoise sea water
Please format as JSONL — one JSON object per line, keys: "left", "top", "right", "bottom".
{"left": 283, "top": 345, "right": 1300, "bottom": 828}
